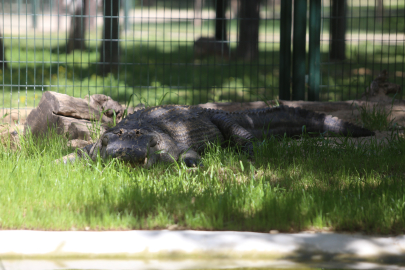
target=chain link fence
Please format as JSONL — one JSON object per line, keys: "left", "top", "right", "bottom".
{"left": 0, "top": 0, "right": 404, "bottom": 120}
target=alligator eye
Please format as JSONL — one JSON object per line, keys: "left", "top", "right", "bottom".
{"left": 149, "top": 137, "right": 158, "bottom": 147}
{"left": 102, "top": 136, "right": 109, "bottom": 146}
{"left": 112, "top": 128, "right": 124, "bottom": 135}
{"left": 134, "top": 129, "right": 141, "bottom": 135}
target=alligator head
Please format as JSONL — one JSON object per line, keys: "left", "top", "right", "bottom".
{"left": 93, "top": 124, "right": 182, "bottom": 167}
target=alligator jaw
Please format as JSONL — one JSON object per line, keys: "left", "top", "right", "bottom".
{"left": 118, "top": 154, "right": 157, "bottom": 168}
{"left": 143, "top": 157, "right": 153, "bottom": 168}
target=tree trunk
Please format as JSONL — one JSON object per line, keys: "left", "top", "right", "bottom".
{"left": 236, "top": 0, "right": 260, "bottom": 61}
{"left": 214, "top": 0, "right": 228, "bottom": 41}
{"left": 230, "top": 0, "right": 239, "bottom": 18}
{"left": 99, "top": 0, "right": 120, "bottom": 75}
{"left": 330, "top": 0, "right": 346, "bottom": 61}
{"left": 376, "top": 0, "right": 383, "bottom": 22}
{"left": 0, "top": 31, "right": 7, "bottom": 69}
{"left": 56, "top": 0, "right": 65, "bottom": 30}
{"left": 194, "top": 0, "right": 205, "bottom": 26}
{"left": 84, "top": 0, "right": 97, "bottom": 30}
{"left": 66, "top": 0, "right": 86, "bottom": 53}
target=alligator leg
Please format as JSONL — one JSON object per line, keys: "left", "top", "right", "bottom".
{"left": 176, "top": 142, "right": 202, "bottom": 167}
{"left": 88, "top": 140, "right": 104, "bottom": 160}
{"left": 56, "top": 143, "right": 94, "bottom": 164}
{"left": 210, "top": 114, "right": 256, "bottom": 156}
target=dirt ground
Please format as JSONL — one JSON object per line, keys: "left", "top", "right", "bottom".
{"left": 0, "top": 108, "right": 32, "bottom": 135}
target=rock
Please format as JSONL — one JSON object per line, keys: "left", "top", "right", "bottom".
{"left": 25, "top": 91, "right": 117, "bottom": 137}
{"left": 54, "top": 152, "right": 81, "bottom": 165}
{"left": 124, "top": 103, "right": 146, "bottom": 115}
{"left": 56, "top": 116, "right": 92, "bottom": 135}
{"left": 86, "top": 94, "right": 124, "bottom": 121}
{"left": 68, "top": 120, "right": 107, "bottom": 141}
{"left": 68, "top": 139, "right": 93, "bottom": 150}
{"left": 67, "top": 120, "right": 92, "bottom": 140}
{"left": 26, "top": 111, "right": 96, "bottom": 138}
{"left": 167, "top": 224, "right": 180, "bottom": 231}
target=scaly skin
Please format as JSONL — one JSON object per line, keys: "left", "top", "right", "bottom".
{"left": 61, "top": 105, "right": 375, "bottom": 167}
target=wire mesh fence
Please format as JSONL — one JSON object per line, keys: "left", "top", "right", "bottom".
{"left": 321, "top": 0, "right": 405, "bottom": 101}
{"left": 0, "top": 0, "right": 404, "bottom": 121}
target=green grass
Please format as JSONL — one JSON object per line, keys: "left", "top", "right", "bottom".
{"left": 356, "top": 103, "right": 396, "bottom": 131}
{"left": 1, "top": 128, "right": 405, "bottom": 234}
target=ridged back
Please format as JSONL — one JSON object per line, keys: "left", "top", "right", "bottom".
{"left": 126, "top": 104, "right": 374, "bottom": 140}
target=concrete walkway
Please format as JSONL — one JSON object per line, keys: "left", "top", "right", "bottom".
{"left": 1, "top": 230, "right": 405, "bottom": 269}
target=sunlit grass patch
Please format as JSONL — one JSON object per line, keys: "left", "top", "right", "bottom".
{"left": 1, "top": 128, "right": 404, "bottom": 234}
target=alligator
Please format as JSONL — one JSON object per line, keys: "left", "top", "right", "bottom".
{"left": 61, "top": 105, "right": 375, "bottom": 167}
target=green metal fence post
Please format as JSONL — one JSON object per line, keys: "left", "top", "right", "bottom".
{"left": 18, "top": 0, "right": 22, "bottom": 14}
{"left": 279, "top": 0, "right": 292, "bottom": 100}
{"left": 292, "top": 0, "right": 307, "bottom": 101}
{"left": 31, "top": 0, "right": 37, "bottom": 29}
{"left": 308, "top": 0, "right": 321, "bottom": 101}
{"left": 124, "top": 0, "right": 132, "bottom": 31}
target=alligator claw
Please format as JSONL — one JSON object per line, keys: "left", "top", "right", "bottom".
{"left": 183, "top": 157, "right": 203, "bottom": 168}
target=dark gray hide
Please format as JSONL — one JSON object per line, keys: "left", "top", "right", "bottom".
{"left": 72, "top": 105, "right": 375, "bottom": 167}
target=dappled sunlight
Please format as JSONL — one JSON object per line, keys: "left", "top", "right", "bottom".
{"left": 0, "top": 124, "right": 404, "bottom": 235}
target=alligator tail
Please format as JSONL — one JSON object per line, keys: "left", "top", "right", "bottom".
{"left": 321, "top": 114, "right": 375, "bottom": 137}
{"left": 283, "top": 105, "right": 375, "bottom": 137}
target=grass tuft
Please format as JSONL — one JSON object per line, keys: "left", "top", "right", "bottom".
{"left": 355, "top": 95, "right": 399, "bottom": 131}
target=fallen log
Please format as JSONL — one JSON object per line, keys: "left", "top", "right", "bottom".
{"left": 24, "top": 91, "right": 120, "bottom": 137}
{"left": 197, "top": 99, "right": 405, "bottom": 113}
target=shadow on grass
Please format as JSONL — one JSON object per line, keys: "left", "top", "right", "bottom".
{"left": 3, "top": 123, "right": 405, "bottom": 234}
{"left": 77, "top": 134, "right": 405, "bottom": 235}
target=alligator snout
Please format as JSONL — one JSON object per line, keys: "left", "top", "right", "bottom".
{"left": 149, "top": 136, "right": 158, "bottom": 147}
{"left": 100, "top": 129, "right": 160, "bottom": 165}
